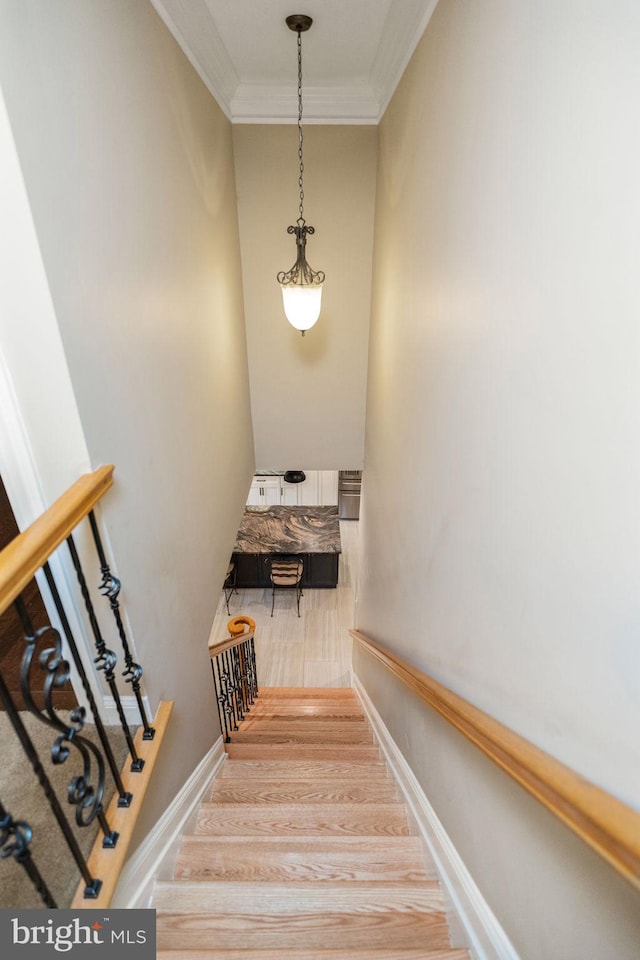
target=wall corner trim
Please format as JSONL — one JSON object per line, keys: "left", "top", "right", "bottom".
{"left": 110, "top": 737, "right": 226, "bottom": 908}
{"left": 352, "top": 671, "right": 520, "bottom": 960}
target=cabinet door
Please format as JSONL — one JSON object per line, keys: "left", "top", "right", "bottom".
{"left": 263, "top": 478, "right": 281, "bottom": 505}
{"left": 297, "top": 470, "right": 319, "bottom": 505}
{"left": 281, "top": 482, "right": 299, "bottom": 505}
{"left": 246, "top": 481, "right": 262, "bottom": 505}
{"left": 319, "top": 471, "right": 339, "bottom": 505}
{"left": 247, "top": 476, "right": 282, "bottom": 505}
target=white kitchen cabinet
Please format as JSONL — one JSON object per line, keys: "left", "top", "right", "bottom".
{"left": 281, "top": 482, "right": 300, "bottom": 505}
{"left": 294, "top": 471, "right": 319, "bottom": 504}
{"left": 295, "top": 471, "right": 338, "bottom": 505}
{"left": 319, "top": 471, "right": 338, "bottom": 505}
{"left": 246, "top": 471, "right": 339, "bottom": 506}
{"left": 247, "top": 476, "right": 282, "bottom": 506}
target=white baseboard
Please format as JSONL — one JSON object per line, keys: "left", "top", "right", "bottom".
{"left": 352, "top": 673, "right": 520, "bottom": 960}
{"left": 101, "top": 694, "right": 153, "bottom": 729}
{"left": 110, "top": 736, "right": 226, "bottom": 908}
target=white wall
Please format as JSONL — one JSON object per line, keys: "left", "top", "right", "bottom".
{"left": 233, "top": 124, "right": 376, "bottom": 469}
{"left": 0, "top": 85, "right": 90, "bottom": 522}
{"left": 0, "top": 0, "right": 254, "bottom": 846}
{"left": 355, "top": 1, "right": 640, "bottom": 957}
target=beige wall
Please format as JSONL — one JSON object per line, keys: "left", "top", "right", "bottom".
{"left": 233, "top": 124, "right": 376, "bottom": 469}
{"left": 0, "top": 0, "right": 254, "bottom": 842}
{"left": 356, "top": 1, "right": 640, "bottom": 957}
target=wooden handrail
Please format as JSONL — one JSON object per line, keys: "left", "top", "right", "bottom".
{"left": 208, "top": 616, "right": 256, "bottom": 659}
{"left": 351, "top": 629, "right": 640, "bottom": 891}
{"left": 0, "top": 465, "right": 115, "bottom": 617}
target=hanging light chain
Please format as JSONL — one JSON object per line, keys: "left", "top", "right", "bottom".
{"left": 277, "top": 12, "right": 324, "bottom": 332}
{"left": 297, "top": 26, "right": 305, "bottom": 222}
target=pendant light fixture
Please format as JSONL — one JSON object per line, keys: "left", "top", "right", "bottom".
{"left": 277, "top": 14, "right": 325, "bottom": 336}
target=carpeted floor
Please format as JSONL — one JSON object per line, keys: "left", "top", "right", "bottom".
{"left": 0, "top": 710, "right": 131, "bottom": 909}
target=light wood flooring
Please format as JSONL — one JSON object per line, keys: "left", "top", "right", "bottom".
{"left": 208, "top": 520, "right": 359, "bottom": 688}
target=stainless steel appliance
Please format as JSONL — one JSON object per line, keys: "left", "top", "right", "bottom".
{"left": 338, "top": 470, "right": 362, "bottom": 520}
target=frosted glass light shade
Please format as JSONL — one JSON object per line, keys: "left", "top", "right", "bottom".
{"left": 281, "top": 284, "right": 323, "bottom": 332}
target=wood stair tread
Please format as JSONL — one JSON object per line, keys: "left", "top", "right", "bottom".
{"left": 156, "top": 917, "right": 451, "bottom": 953}
{"left": 219, "top": 759, "right": 391, "bottom": 780}
{"left": 196, "top": 802, "right": 410, "bottom": 837}
{"left": 175, "top": 835, "right": 431, "bottom": 883}
{"left": 230, "top": 725, "right": 374, "bottom": 744}
{"left": 155, "top": 686, "right": 466, "bottom": 957}
{"left": 156, "top": 951, "right": 471, "bottom": 960}
{"left": 210, "top": 779, "right": 399, "bottom": 804}
{"left": 155, "top": 882, "right": 449, "bottom": 951}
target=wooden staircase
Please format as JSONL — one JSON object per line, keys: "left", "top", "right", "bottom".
{"left": 154, "top": 687, "right": 470, "bottom": 959}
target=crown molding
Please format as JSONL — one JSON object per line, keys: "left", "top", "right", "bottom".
{"left": 150, "top": 0, "right": 439, "bottom": 125}
{"left": 150, "top": 0, "right": 237, "bottom": 119}
{"left": 231, "top": 84, "right": 380, "bottom": 125}
{"left": 371, "top": 0, "right": 439, "bottom": 118}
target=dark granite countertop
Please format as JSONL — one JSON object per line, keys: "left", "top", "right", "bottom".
{"left": 234, "top": 506, "right": 341, "bottom": 554}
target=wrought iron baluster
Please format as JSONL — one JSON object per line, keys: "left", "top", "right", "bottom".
{"left": 243, "top": 637, "right": 257, "bottom": 705}
{"left": 87, "top": 511, "right": 154, "bottom": 740}
{"left": 66, "top": 532, "right": 140, "bottom": 785}
{"left": 231, "top": 646, "right": 245, "bottom": 723}
{"left": 239, "top": 641, "right": 248, "bottom": 711}
{"left": 222, "top": 649, "right": 239, "bottom": 731}
{"left": 0, "top": 668, "right": 101, "bottom": 898}
{"left": 15, "top": 591, "right": 118, "bottom": 849}
{"left": 0, "top": 799, "right": 57, "bottom": 908}
{"left": 211, "top": 658, "right": 230, "bottom": 743}
{"left": 249, "top": 635, "right": 259, "bottom": 700}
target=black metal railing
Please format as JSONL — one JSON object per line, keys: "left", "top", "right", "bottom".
{"left": 210, "top": 616, "right": 258, "bottom": 742}
{"left": 0, "top": 466, "right": 155, "bottom": 907}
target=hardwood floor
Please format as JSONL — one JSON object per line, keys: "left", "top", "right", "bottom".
{"left": 208, "top": 520, "right": 359, "bottom": 688}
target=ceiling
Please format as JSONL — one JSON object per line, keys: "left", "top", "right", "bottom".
{"left": 150, "top": 0, "right": 438, "bottom": 123}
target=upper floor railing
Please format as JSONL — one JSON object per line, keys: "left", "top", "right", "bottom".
{"left": 209, "top": 616, "right": 258, "bottom": 742}
{"left": 0, "top": 466, "right": 173, "bottom": 909}
{"left": 351, "top": 628, "right": 640, "bottom": 892}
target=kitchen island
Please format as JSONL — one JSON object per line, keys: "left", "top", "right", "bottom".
{"left": 232, "top": 505, "right": 341, "bottom": 588}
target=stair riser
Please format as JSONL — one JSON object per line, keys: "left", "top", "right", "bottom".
{"left": 237, "top": 720, "right": 366, "bottom": 731}
{"left": 256, "top": 688, "right": 358, "bottom": 699}
{"left": 247, "top": 704, "right": 364, "bottom": 716}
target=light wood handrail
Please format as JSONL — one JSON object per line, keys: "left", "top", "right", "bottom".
{"left": 208, "top": 616, "right": 256, "bottom": 659}
{"left": 0, "top": 465, "right": 115, "bottom": 617}
{"left": 351, "top": 628, "right": 640, "bottom": 891}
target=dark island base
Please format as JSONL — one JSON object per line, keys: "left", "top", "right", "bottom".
{"left": 232, "top": 552, "right": 339, "bottom": 589}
